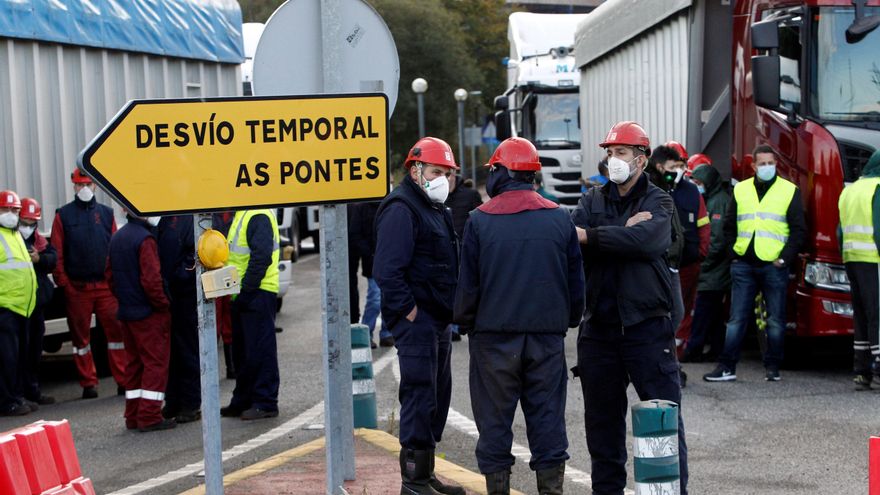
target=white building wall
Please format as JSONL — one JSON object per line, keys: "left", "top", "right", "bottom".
{"left": 0, "top": 38, "right": 241, "bottom": 226}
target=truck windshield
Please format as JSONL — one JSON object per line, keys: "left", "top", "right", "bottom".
{"left": 527, "top": 92, "right": 580, "bottom": 148}
{"left": 812, "top": 7, "right": 880, "bottom": 122}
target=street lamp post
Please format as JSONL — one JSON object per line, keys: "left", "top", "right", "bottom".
{"left": 412, "top": 78, "right": 428, "bottom": 138}
{"left": 454, "top": 88, "right": 468, "bottom": 176}
{"left": 468, "top": 90, "right": 482, "bottom": 184}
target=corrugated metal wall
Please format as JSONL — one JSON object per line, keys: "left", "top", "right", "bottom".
{"left": 578, "top": 11, "right": 690, "bottom": 172}
{"left": 0, "top": 37, "right": 241, "bottom": 226}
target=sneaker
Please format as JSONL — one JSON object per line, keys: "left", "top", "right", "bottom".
{"left": 175, "top": 409, "right": 202, "bottom": 424}
{"left": 703, "top": 365, "right": 737, "bottom": 382}
{"left": 240, "top": 407, "right": 279, "bottom": 421}
{"left": 765, "top": 369, "right": 782, "bottom": 382}
{"left": 82, "top": 386, "right": 98, "bottom": 399}
{"left": 379, "top": 336, "right": 395, "bottom": 347}
{"left": 854, "top": 375, "right": 872, "bottom": 391}
{"left": 1, "top": 403, "right": 31, "bottom": 417}
{"left": 138, "top": 418, "right": 177, "bottom": 432}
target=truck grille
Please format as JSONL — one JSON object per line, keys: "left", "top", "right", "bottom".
{"left": 840, "top": 142, "right": 875, "bottom": 182}
{"left": 540, "top": 157, "right": 561, "bottom": 168}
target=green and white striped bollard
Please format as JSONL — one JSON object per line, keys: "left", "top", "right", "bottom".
{"left": 351, "top": 323, "right": 377, "bottom": 428}
{"left": 632, "top": 399, "right": 680, "bottom": 495}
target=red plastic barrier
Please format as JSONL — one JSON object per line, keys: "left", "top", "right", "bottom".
{"left": 871, "top": 437, "right": 880, "bottom": 495}
{"left": 42, "top": 485, "right": 76, "bottom": 495}
{"left": 68, "top": 477, "right": 96, "bottom": 495}
{"left": 13, "top": 426, "right": 62, "bottom": 494}
{"left": 41, "top": 420, "right": 83, "bottom": 484}
{"left": 0, "top": 434, "right": 31, "bottom": 494}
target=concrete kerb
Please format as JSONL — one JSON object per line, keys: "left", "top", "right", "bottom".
{"left": 178, "top": 428, "right": 526, "bottom": 495}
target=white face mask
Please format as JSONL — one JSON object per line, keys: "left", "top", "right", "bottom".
{"left": 146, "top": 216, "right": 161, "bottom": 227}
{"left": 18, "top": 224, "right": 36, "bottom": 238}
{"left": 607, "top": 156, "right": 636, "bottom": 184}
{"left": 423, "top": 174, "right": 450, "bottom": 203}
{"left": 76, "top": 186, "right": 94, "bottom": 202}
{"left": 0, "top": 212, "right": 18, "bottom": 229}
{"left": 756, "top": 164, "right": 776, "bottom": 181}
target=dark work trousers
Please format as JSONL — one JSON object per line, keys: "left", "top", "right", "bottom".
{"left": 0, "top": 309, "right": 25, "bottom": 413}
{"left": 165, "top": 284, "right": 201, "bottom": 411}
{"left": 845, "top": 262, "right": 880, "bottom": 377}
{"left": 469, "top": 333, "right": 569, "bottom": 474}
{"left": 230, "top": 290, "right": 279, "bottom": 412}
{"left": 577, "top": 317, "right": 688, "bottom": 495}
{"left": 122, "top": 311, "right": 171, "bottom": 429}
{"left": 683, "top": 290, "right": 728, "bottom": 361}
{"left": 675, "top": 263, "right": 701, "bottom": 356}
{"left": 21, "top": 305, "right": 47, "bottom": 401}
{"left": 348, "top": 239, "right": 373, "bottom": 324}
{"left": 391, "top": 309, "right": 452, "bottom": 450}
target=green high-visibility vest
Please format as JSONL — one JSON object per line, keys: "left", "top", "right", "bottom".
{"left": 838, "top": 177, "right": 880, "bottom": 263}
{"left": 227, "top": 210, "right": 280, "bottom": 294}
{"left": 733, "top": 177, "right": 797, "bottom": 262}
{"left": 0, "top": 227, "right": 37, "bottom": 317}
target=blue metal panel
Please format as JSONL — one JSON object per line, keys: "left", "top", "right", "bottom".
{"left": 0, "top": 0, "right": 243, "bottom": 64}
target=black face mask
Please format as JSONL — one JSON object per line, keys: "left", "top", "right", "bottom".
{"left": 662, "top": 171, "right": 677, "bottom": 185}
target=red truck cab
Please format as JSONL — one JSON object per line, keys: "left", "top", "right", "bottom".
{"left": 732, "top": 0, "right": 880, "bottom": 337}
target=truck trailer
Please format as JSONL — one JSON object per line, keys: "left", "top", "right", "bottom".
{"left": 494, "top": 12, "right": 589, "bottom": 208}
{"left": 0, "top": 0, "right": 288, "bottom": 363}
{"left": 574, "top": 0, "right": 880, "bottom": 344}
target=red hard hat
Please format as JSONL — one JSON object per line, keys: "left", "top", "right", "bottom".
{"left": 404, "top": 137, "right": 459, "bottom": 170}
{"left": 0, "top": 190, "right": 21, "bottom": 209}
{"left": 665, "top": 141, "right": 689, "bottom": 161}
{"left": 687, "top": 153, "right": 712, "bottom": 170}
{"left": 19, "top": 197, "right": 41, "bottom": 221}
{"left": 71, "top": 168, "right": 93, "bottom": 184}
{"left": 486, "top": 137, "right": 542, "bottom": 171}
{"left": 599, "top": 121, "right": 650, "bottom": 151}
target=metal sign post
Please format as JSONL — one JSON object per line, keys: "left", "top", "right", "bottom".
{"left": 194, "top": 212, "right": 224, "bottom": 494}
{"left": 320, "top": 1, "right": 356, "bottom": 492}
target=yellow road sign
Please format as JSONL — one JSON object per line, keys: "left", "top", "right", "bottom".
{"left": 78, "top": 94, "right": 389, "bottom": 216}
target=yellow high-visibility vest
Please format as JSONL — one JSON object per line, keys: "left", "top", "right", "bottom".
{"left": 227, "top": 210, "right": 280, "bottom": 294}
{"left": 733, "top": 177, "right": 797, "bottom": 262}
{"left": 838, "top": 177, "right": 880, "bottom": 263}
{"left": 0, "top": 227, "right": 37, "bottom": 317}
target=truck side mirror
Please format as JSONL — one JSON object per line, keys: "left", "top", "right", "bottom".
{"left": 751, "top": 19, "right": 779, "bottom": 49}
{"left": 752, "top": 54, "right": 781, "bottom": 110}
{"left": 494, "top": 111, "right": 511, "bottom": 141}
{"left": 494, "top": 95, "right": 509, "bottom": 111}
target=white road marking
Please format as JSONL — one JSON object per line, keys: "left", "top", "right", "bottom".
{"left": 109, "top": 347, "right": 398, "bottom": 494}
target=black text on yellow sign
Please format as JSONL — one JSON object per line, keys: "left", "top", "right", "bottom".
{"left": 78, "top": 94, "right": 390, "bottom": 216}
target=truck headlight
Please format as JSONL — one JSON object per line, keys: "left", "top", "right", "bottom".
{"left": 804, "top": 262, "right": 850, "bottom": 292}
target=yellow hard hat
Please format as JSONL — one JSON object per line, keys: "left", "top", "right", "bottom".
{"left": 197, "top": 229, "right": 229, "bottom": 269}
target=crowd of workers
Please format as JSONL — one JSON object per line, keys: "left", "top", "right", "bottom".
{"left": 369, "top": 123, "right": 879, "bottom": 495}
{"left": 1, "top": 118, "right": 879, "bottom": 493}
{"left": 0, "top": 169, "right": 282, "bottom": 432}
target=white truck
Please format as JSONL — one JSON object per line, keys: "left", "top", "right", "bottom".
{"left": 493, "top": 12, "right": 589, "bottom": 208}
{"left": 241, "top": 22, "right": 320, "bottom": 259}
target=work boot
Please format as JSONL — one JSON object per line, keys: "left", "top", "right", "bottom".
{"left": 31, "top": 395, "right": 55, "bottom": 405}
{"left": 854, "top": 374, "right": 872, "bottom": 391}
{"left": 484, "top": 469, "right": 511, "bottom": 495}
{"left": 427, "top": 450, "right": 465, "bottom": 495}
{"left": 1, "top": 402, "right": 31, "bottom": 417}
{"left": 82, "top": 386, "right": 98, "bottom": 399}
{"left": 536, "top": 463, "right": 565, "bottom": 495}
{"left": 380, "top": 336, "right": 395, "bottom": 348}
{"left": 138, "top": 418, "right": 177, "bottom": 433}
{"left": 399, "top": 448, "right": 442, "bottom": 494}
{"left": 241, "top": 407, "right": 279, "bottom": 421}
{"left": 175, "top": 409, "right": 202, "bottom": 423}
{"left": 21, "top": 399, "right": 38, "bottom": 413}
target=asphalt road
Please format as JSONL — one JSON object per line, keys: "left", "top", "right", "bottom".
{"left": 1, "top": 250, "right": 873, "bottom": 494}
